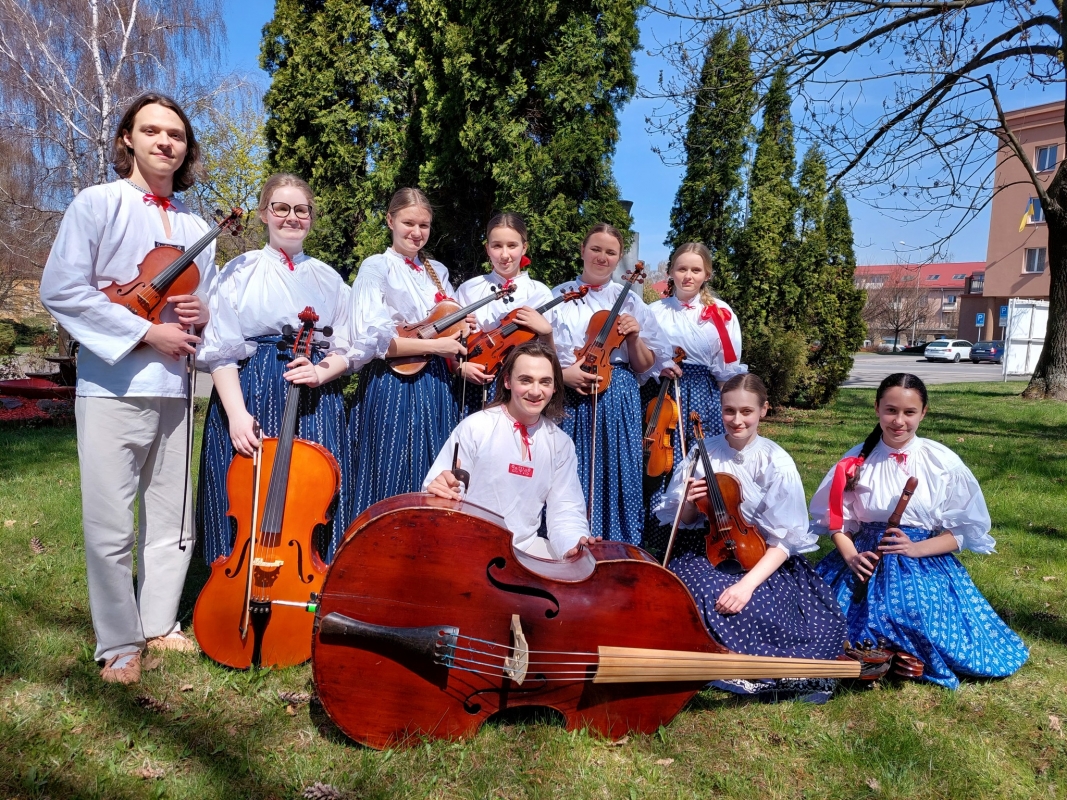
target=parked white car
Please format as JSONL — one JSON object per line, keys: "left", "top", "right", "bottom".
{"left": 924, "top": 339, "right": 972, "bottom": 362}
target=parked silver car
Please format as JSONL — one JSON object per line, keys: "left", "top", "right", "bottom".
{"left": 924, "top": 339, "right": 973, "bottom": 362}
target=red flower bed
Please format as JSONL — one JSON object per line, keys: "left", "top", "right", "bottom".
{"left": 0, "top": 396, "right": 74, "bottom": 427}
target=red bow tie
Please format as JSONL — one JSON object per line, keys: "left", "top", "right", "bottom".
{"left": 699, "top": 303, "right": 738, "bottom": 364}
{"left": 514, "top": 421, "right": 532, "bottom": 461}
{"left": 681, "top": 301, "right": 695, "bottom": 310}
{"left": 279, "top": 248, "right": 295, "bottom": 271}
{"left": 890, "top": 452, "right": 908, "bottom": 467}
{"left": 404, "top": 257, "right": 422, "bottom": 273}
{"left": 499, "top": 278, "right": 515, "bottom": 292}
{"left": 581, "top": 281, "right": 606, "bottom": 292}
{"left": 143, "top": 193, "right": 173, "bottom": 210}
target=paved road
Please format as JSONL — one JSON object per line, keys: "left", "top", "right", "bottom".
{"left": 844, "top": 354, "right": 1030, "bottom": 388}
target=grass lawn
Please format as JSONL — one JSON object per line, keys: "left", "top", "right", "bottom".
{"left": 0, "top": 382, "right": 1064, "bottom": 799}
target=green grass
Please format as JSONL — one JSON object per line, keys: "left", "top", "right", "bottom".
{"left": 0, "top": 383, "right": 1064, "bottom": 799}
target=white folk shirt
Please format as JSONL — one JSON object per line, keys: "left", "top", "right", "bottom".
{"left": 549, "top": 279, "right": 674, "bottom": 382}
{"left": 455, "top": 271, "right": 554, "bottom": 331}
{"left": 654, "top": 434, "right": 815, "bottom": 558}
{"left": 348, "top": 247, "right": 456, "bottom": 370}
{"left": 198, "top": 246, "right": 356, "bottom": 372}
{"left": 809, "top": 436, "right": 995, "bottom": 553}
{"left": 422, "top": 406, "right": 589, "bottom": 559}
{"left": 39, "top": 180, "right": 216, "bottom": 398}
{"left": 643, "top": 295, "right": 747, "bottom": 381}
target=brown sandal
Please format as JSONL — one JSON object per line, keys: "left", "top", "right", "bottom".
{"left": 100, "top": 651, "right": 141, "bottom": 684}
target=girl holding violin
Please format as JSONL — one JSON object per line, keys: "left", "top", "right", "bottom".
{"left": 345, "top": 188, "right": 464, "bottom": 524}
{"left": 810, "top": 373, "right": 1028, "bottom": 689}
{"left": 641, "top": 242, "right": 746, "bottom": 554}
{"left": 657, "top": 373, "right": 847, "bottom": 701}
{"left": 197, "top": 173, "right": 355, "bottom": 562}
{"left": 453, "top": 213, "right": 554, "bottom": 410}
{"left": 551, "top": 223, "right": 673, "bottom": 544}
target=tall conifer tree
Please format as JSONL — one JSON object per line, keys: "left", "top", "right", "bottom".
{"left": 665, "top": 29, "right": 755, "bottom": 300}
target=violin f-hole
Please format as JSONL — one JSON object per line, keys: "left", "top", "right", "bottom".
{"left": 485, "top": 557, "right": 560, "bottom": 619}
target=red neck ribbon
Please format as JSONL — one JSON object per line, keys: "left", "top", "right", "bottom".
{"left": 827, "top": 455, "right": 865, "bottom": 531}
{"left": 514, "top": 421, "right": 533, "bottom": 461}
{"left": 143, "top": 193, "right": 173, "bottom": 211}
{"left": 404, "top": 256, "right": 422, "bottom": 273}
{"left": 890, "top": 451, "right": 908, "bottom": 467}
{"left": 700, "top": 303, "right": 738, "bottom": 363}
{"left": 278, "top": 248, "right": 296, "bottom": 271}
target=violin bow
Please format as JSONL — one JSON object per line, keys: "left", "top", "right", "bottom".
{"left": 662, "top": 456, "right": 697, "bottom": 566}
{"left": 673, "top": 378, "right": 686, "bottom": 457}
{"left": 587, "top": 375, "right": 599, "bottom": 523}
{"left": 177, "top": 323, "right": 197, "bottom": 552}
{"left": 241, "top": 422, "right": 265, "bottom": 639}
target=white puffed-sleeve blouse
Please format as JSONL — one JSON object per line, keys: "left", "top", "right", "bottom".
{"left": 643, "top": 295, "right": 747, "bottom": 381}
{"left": 455, "top": 271, "right": 554, "bottom": 331}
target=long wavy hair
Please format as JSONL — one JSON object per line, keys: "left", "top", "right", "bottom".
{"left": 488, "top": 340, "right": 566, "bottom": 423}
{"left": 111, "top": 93, "right": 200, "bottom": 192}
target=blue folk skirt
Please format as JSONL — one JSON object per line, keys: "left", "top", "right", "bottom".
{"left": 196, "top": 337, "right": 351, "bottom": 565}
{"left": 669, "top": 530, "right": 848, "bottom": 699}
{"left": 560, "top": 366, "right": 644, "bottom": 544}
{"left": 459, "top": 376, "right": 496, "bottom": 419}
{"left": 641, "top": 363, "right": 723, "bottom": 557}
{"left": 344, "top": 356, "right": 458, "bottom": 531}
{"left": 815, "top": 522, "right": 1029, "bottom": 689}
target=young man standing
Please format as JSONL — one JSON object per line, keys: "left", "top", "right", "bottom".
{"left": 424, "top": 340, "right": 596, "bottom": 559}
{"left": 40, "top": 94, "right": 216, "bottom": 683}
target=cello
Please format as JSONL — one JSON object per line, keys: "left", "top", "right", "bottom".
{"left": 570, "top": 261, "right": 645, "bottom": 394}
{"left": 689, "top": 413, "right": 767, "bottom": 574}
{"left": 387, "top": 283, "right": 517, "bottom": 376}
{"left": 642, "top": 348, "right": 686, "bottom": 477}
{"left": 193, "top": 307, "right": 338, "bottom": 669}
{"left": 102, "top": 208, "right": 244, "bottom": 323}
{"left": 311, "top": 495, "right": 860, "bottom": 749}
{"left": 458, "top": 287, "right": 589, "bottom": 377}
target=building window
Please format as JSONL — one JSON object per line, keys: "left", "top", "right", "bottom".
{"left": 952, "top": 273, "right": 967, "bottom": 280}
{"left": 1025, "top": 248, "right": 1047, "bottom": 273}
{"left": 926, "top": 274, "right": 940, "bottom": 280}
{"left": 943, "top": 295, "right": 957, "bottom": 306}
{"left": 1036, "top": 145, "right": 1059, "bottom": 173}
{"left": 1029, "top": 197, "right": 1045, "bottom": 224}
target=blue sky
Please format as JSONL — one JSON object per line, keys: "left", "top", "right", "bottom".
{"left": 221, "top": 1, "right": 1059, "bottom": 270}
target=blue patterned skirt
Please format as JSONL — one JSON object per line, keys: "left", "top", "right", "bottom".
{"left": 641, "top": 363, "right": 723, "bottom": 557}
{"left": 459, "top": 376, "right": 496, "bottom": 419}
{"left": 560, "top": 366, "right": 644, "bottom": 544}
{"left": 669, "top": 530, "right": 848, "bottom": 699}
{"left": 196, "top": 337, "right": 351, "bottom": 565}
{"left": 344, "top": 356, "right": 458, "bottom": 531}
{"left": 815, "top": 523, "right": 1029, "bottom": 689}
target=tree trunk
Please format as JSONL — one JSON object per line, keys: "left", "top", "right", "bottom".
{"left": 1022, "top": 171, "right": 1067, "bottom": 400}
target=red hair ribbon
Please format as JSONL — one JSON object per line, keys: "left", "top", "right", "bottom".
{"left": 514, "top": 421, "right": 532, "bottom": 461}
{"left": 404, "top": 257, "right": 422, "bottom": 273}
{"left": 143, "top": 193, "right": 173, "bottom": 210}
{"left": 700, "top": 303, "right": 738, "bottom": 363}
{"left": 519, "top": 255, "right": 531, "bottom": 269}
{"left": 278, "top": 248, "right": 295, "bottom": 271}
{"left": 827, "top": 455, "right": 864, "bottom": 531}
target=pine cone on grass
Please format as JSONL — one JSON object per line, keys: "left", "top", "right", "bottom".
{"left": 302, "top": 782, "right": 344, "bottom": 799}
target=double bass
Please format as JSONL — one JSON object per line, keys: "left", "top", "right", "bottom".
{"left": 387, "top": 283, "right": 517, "bottom": 376}
{"left": 311, "top": 495, "right": 860, "bottom": 749}
{"left": 193, "top": 308, "right": 338, "bottom": 669}
{"left": 689, "top": 413, "right": 767, "bottom": 574}
{"left": 102, "top": 208, "right": 244, "bottom": 323}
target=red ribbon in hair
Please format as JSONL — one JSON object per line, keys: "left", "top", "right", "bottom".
{"left": 519, "top": 255, "right": 531, "bottom": 269}
{"left": 278, "top": 248, "right": 295, "bottom": 271}
{"left": 404, "top": 257, "right": 422, "bottom": 273}
{"left": 827, "top": 455, "right": 865, "bottom": 531}
{"left": 514, "top": 421, "right": 533, "bottom": 461}
{"left": 143, "top": 193, "right": 173, "bottom": 210}
{"left": 699, "top": 303, "right": 738, "bottom": 363}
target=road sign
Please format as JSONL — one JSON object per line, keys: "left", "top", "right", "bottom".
{"left": 976, "top": 312, "right": 986, "bottom": 327}
{"left": 999, "top": 305, "right": 1008, "bottom": 326}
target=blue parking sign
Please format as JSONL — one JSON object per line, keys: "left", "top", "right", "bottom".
{"left": 975, "top": 312, "right": 986, "bottom": 327}
{"left": 999, "top": 305, "right": 1008, "bottom": 326}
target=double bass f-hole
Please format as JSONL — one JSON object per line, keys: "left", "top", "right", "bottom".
{"left": 485, "top": 557, "right": 561, "bottom": 618}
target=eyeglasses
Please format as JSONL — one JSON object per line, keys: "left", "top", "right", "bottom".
{"left": 268, "top": 202, "right": 313, "bottom": 220}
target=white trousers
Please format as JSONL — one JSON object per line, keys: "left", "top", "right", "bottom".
{"left": 76, "top": 396, "right": 194, "bottom": 661}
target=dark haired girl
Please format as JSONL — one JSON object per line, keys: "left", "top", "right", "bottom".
{"left": 810, "top": 373, "right": 1028, "bottom": 688}
{"left": 656, "top": 374, "right": 847, "bottom": 701}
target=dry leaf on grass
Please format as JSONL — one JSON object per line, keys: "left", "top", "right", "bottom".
{"left": 4, "top": 520, "right": 14, "bottom": 527}
{"left": 285, "top": 704, "right": 298, "bottom": 716}
{"left": 132, "top": 766, "right": 165, "bottom": 780}
{"left": 1050, "top": 715, "right": 1063, "bottom": 737}
{"left": 180, "top": 684, "right": 194, "bottom": 692}
{"left": 655, "top": 758, "right": 674, "bottom": 767}
{"left": 866, "top": 777, "right": 882, "bottom": 791}
{"left": 608, "top": 735, "right": 629, "bottom": 747}
{"left": 1043, "top": 576, "right": 1058, "bottom": 582}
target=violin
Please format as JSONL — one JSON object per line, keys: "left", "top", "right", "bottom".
{"left": 642, "top": 348, "right": 687, "bottom": 477}
{"left": 387, "top": 283, "right": 518, "bottom": 376}
{"left": 311, "top": 495, "right": 859, "bottom": 749}
{"left": 458, "top": 287, "right": 589, "bottom": 377}
{"left": 570, "top": 261, "right": 646, "bottom": 393}
{"left": 101, "top": 208, "right": 243, "bottom": 323}
{"left": 689, "top": 413, "right": 767, "bottom": 574}
{"left": 193, "top": 307, "right": 338, "bottom": 669}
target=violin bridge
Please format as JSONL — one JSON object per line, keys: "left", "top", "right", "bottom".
{"left": 252, "top": 558, "right": 284, "bottom": 569}
{"left": 503, "top": 614, "right": 529, "bottom": 685}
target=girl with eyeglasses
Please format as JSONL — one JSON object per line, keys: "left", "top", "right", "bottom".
{"left": 197, "top": 173, "right": 356, "bottom": 563}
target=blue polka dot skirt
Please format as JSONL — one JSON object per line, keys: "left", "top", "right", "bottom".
{"left": 669, "top": 530, "right": 848, "bottom": 699}
{"left": 815, "top": 523, "right": 1029, "bottom": 689}
{"left": 641, "top": 362, "right": 723, "bottom": 557}
{"left": 344, "top": 356, "right": 458, "bottom": 534}
{"left": 196, "top": 337, "right": 351, "bottom": 565}
{"left": 560, "top": 366, "right": 644, "bottom": 544}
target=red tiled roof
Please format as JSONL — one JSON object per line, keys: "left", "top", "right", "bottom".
{"left": 854, "top": 262, "right": 984, "bottom": 289}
